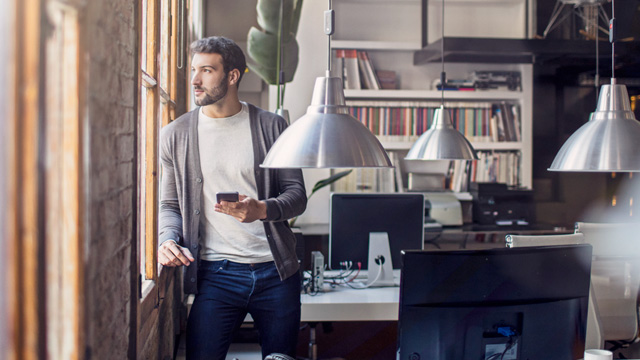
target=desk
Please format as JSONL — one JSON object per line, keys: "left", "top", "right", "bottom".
{"left": 301, "top": 285, "right": 399, "bottom": 322}
{"left": 186, "top": 285, "right": 400, "bottom": 323}
{"left": 298, "top": 223, "right": 572, "bottom": 269}
{"left": 301, "top": 284, "right": 400, "bottom": 359}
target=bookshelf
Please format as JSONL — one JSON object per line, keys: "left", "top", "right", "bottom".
{"left": 333, "top": 62, "right": 533, "bottom": 191}
{"left": 326, "top": 0, "right": 534, "bottom": 194}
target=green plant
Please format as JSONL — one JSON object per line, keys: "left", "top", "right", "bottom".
{"left": 289, "top": 170, "right": 353, "bottom": 227}
{"left": 247, "top": 0, "right": 303, "bottom": 86}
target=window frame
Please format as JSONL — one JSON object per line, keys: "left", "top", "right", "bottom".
{"left": 138, "top": 0, "right": 183, "bottom": 297}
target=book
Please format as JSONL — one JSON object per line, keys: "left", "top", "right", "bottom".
{"left": 376, "top": 70, "right": 397, "bottom": 90}
{"left": 343, "top": 49, "right": 361, "bottom": 90}
{"left": 511, "top": 105, "right": 522, "bottom": 141}
{"left": 359, "top": 51, "right": 381, "bottom": 90}
{"left": 356, "top": 51, "right": 374, "bottom": 89}
{"left": 494, "top": 110, "right": 506, "bottom": 142}
{"left": 499, "top": 102, "right": 517, "bottom": 142}
{"left": 333, "top": 49, "right": 346, "bottom": 83}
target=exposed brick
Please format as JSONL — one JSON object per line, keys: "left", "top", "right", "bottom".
{"left": 80, "top": 0, "right": 178, "bottom": 358}
{"left": 116, "top": 134, "right": 135, "bottom": 163}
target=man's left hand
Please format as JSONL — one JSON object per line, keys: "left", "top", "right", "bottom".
{"left": 214, "top": 194, "right": 267, "bottom": 223}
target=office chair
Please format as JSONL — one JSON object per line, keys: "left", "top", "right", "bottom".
{"left": 264, "top": 354, "right": 296, "bottom": 360}
{"left": 505, "top": 232, "right": 604, "bottom": 350}
{"left": 575, "top": 222, "right": 640, "bottom": 351}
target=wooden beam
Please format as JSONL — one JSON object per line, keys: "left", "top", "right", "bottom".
{"left": 42, "top": 3, "right": 85, "bottom": 359}
{"left": 11, "top": 0, "right": 44, "bottom": 358}
{"left": 144, "top": 0, "right": 160, "bottom": 281}
{"left": 169, "top": 0, "right": 178, "bottom": 122}
{"left": 60, "top": 8, "right": 84, "bottom": 359}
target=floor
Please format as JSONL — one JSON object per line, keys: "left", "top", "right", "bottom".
{"left": 174, "top": 321, "right": 397, "bottom": 360}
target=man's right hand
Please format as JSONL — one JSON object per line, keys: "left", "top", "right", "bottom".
{"left": 158, "top": 240, "right": 195, "bottom": 267}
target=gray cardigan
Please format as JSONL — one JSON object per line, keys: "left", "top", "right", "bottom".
{"left": 158, "top": 104, "right": 307, "bottom": 294}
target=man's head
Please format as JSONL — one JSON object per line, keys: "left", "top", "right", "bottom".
{"left": 190, "top": 36, "right": 246, "bottom": 107}
{"left": 191, "top": 36, "right": 246, "bottom": 86}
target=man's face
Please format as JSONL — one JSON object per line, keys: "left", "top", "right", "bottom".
{"left": 191, "top": 52, "right": 229, "bottom": 106}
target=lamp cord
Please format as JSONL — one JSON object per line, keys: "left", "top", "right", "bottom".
{"left": 595, "top": 14, "right": 599, "bottom": 99}
{"left": 611, "top": 0, "right": 615, "bottom": 80}
{"left": 276, "top": 0, "right": 284, "bottom": 109}
{"left": 440, "top": 0, "right": 445, "bottom": 106}
{"left": 327, "top": 0, "right": 332, "bottom": 74}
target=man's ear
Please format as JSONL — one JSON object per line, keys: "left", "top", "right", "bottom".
{"left": 228, "top": 69, "right": 241, "bottom": 86}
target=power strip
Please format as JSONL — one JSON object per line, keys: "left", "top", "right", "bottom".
{"left": 311, "top": 251, "right": 324, "bottom": 292}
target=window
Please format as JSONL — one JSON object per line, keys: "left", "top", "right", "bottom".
{"left": 138, "top": 0, "right": 182, "bottom": 284}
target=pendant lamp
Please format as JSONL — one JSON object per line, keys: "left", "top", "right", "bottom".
{"left": 261, "top": 1, "right": 392, "bottom": 169}
{"left": 548, "top": 0, "right": 640, "bottom": 172}
{"left": 405, "top": 0, "right": 477, "bottom": 161}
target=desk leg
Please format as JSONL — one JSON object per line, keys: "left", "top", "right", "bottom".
{"left": 308, "top": 322, "right": 317, "bottom": 360}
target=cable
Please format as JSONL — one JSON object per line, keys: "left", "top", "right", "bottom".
{"left": 486, "top": 328, "right": 518, "bottom": 360}
{"left": 359, "top": 261, "right": 383, "bottom": 288}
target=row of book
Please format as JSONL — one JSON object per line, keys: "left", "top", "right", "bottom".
{"left": 334, "top": 49, "right": 396, "bottom": 90}
{"left": 448, "top": 151, "right": 521, "bottom": 192}
{"left": 346, "top": 100, "right": 522, "bottom": 142}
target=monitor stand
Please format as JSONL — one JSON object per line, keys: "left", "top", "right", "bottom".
{"left": 367, "top": 232, "right": 395, "bottom": 287}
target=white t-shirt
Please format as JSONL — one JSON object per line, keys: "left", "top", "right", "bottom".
{"left": 197, "top": 103, "right": 273, "bottom": 263}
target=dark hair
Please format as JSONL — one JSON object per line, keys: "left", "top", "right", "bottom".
{"left": 190, "top": 36, "right": 246, "bottom": 85}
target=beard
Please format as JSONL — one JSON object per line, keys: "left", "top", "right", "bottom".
{"left": 194, "top": 74, "right": 228, "bottom": 106}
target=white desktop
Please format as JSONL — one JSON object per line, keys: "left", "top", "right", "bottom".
{"left": 301, "top": 279, "right": 400, "bottom": 322}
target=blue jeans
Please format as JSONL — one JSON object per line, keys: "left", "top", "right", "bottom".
{"left": 186, "top": 260, "right": 301, "bottom": 360}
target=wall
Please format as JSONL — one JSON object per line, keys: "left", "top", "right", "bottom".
{"left": 82, "top": 0, "right": 185, "bottom": 358}
{"left": 83, "top": 0, "right": 138, "bottom": 358}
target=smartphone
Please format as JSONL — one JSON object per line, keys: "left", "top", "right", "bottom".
{"left": 216, "top": 191, "right": 239, "bottom": 203}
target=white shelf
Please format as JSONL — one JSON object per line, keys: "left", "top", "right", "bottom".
{"left": 331, "top": 40, "right": 421, "bottom": 51}
{"left": 344, "top": 89, "right": 523, "bottom": 101}
{"left": 380, "top": 139, "right": 524, "bottom": 151}
{"left": 472, "top": 142, "right": 524, "bottom": 151}
{"left": 380, "top": 141, "right": 413, "bottom": 150}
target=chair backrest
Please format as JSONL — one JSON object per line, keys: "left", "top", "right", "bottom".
{"left": 575, "top": 222, "right": 640, "bottom": 343}
{"left": 505, "top": 232, "right": 603, "bottom": 349}
{"left": 506, "top": 233, "right": 585, "bottom": 248}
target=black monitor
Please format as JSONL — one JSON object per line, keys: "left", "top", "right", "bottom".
{"left": 398, "top": 245, "right": 593, "bottom": 360}
{"left": 329, "top": 193, "right": 425, "bottom": 270}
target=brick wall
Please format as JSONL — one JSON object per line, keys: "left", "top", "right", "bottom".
{"left": 81, "top": 1, "right": 181, "bottom": 358}
{"left": 83, "top": 0, "right": 137, "bottom": 358}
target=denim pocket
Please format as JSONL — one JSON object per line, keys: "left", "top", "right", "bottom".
{"left": 198, "top": 260, "right": 226, "bottom": 276}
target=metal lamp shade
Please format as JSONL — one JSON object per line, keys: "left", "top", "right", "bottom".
{"left": 261, "top": 76, "right": 393, "bottom": 168}
{"left": 405, "top": 105, "right": 478, "bottom": 160}
{"left": 549, "top": 82, "right": 640, "bottom": 172}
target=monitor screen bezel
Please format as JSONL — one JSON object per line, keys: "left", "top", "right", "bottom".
{"left": 329, "top": 192, "right": 425, "bottom": 270}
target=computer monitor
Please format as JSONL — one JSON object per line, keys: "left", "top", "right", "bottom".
{"left": 329, "top": 193, "right": 425, "bottom": 272}
{"left": 398, "top": 245, "right": 593, "bottom": 360}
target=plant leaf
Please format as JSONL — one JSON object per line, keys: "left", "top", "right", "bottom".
{"left": 257, "top": 0, "right": 295, "bottom": 35}
{"left": 247, "top": 0, "right": 302, "bottom": 85}
{"left": 290, "top": 0, "right": 304, "bottom": 36}
{"left": 247, "top": 27, "right": 299, "bottom": 84}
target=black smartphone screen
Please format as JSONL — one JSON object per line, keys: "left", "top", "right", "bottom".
{"left": 216, "top": 191, "right": 239, "bottom": 203}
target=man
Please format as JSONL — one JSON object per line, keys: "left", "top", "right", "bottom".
{"left": 158, "top": 36, "right": 307, "bottom": 360}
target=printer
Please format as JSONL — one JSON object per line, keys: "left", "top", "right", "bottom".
{"left": 470, "top": 182, "right": 534, "bottom": 226}
{"left": 423, "top": 192, "right": 464, "bottom": 226}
